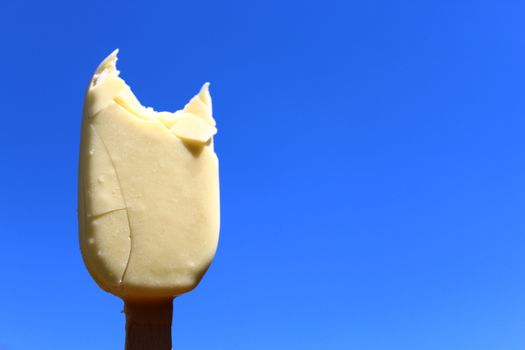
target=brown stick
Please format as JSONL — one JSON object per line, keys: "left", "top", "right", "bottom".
{"left": 124, "top": 299, "right": 174, "bottom": 350}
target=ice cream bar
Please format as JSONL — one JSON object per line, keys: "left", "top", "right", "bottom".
{"left": 78, "top": 50, "right": 220, "bottom": 301}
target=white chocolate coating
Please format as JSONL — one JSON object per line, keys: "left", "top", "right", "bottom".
{"left": 78, "top": 50, "right": 220, "bottom": 300}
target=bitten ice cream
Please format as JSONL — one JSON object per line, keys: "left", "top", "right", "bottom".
{"left": 78, "top": 49, "right": 220, "bottom": 303}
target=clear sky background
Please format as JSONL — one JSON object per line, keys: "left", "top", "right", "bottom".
{"left": 1, "top": 1, "right": 525, "bottom": 349}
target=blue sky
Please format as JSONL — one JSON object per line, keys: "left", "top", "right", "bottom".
{"left": 1, "top": 0, "right": 525, "bottom": 349}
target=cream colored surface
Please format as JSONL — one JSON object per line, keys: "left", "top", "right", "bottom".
{"left": 78, "top": 50, "right": 220, "bottom": 300}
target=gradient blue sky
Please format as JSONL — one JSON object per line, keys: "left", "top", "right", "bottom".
{"left": 1, "top": 1, "right": 525, "bottom": 349}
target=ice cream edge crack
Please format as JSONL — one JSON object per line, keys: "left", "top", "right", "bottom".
{"left": 88, "top": 207, "right": 127, "bottom": 220}
{"left": 89, "top": 124, "right": 133, "bottom": 287}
